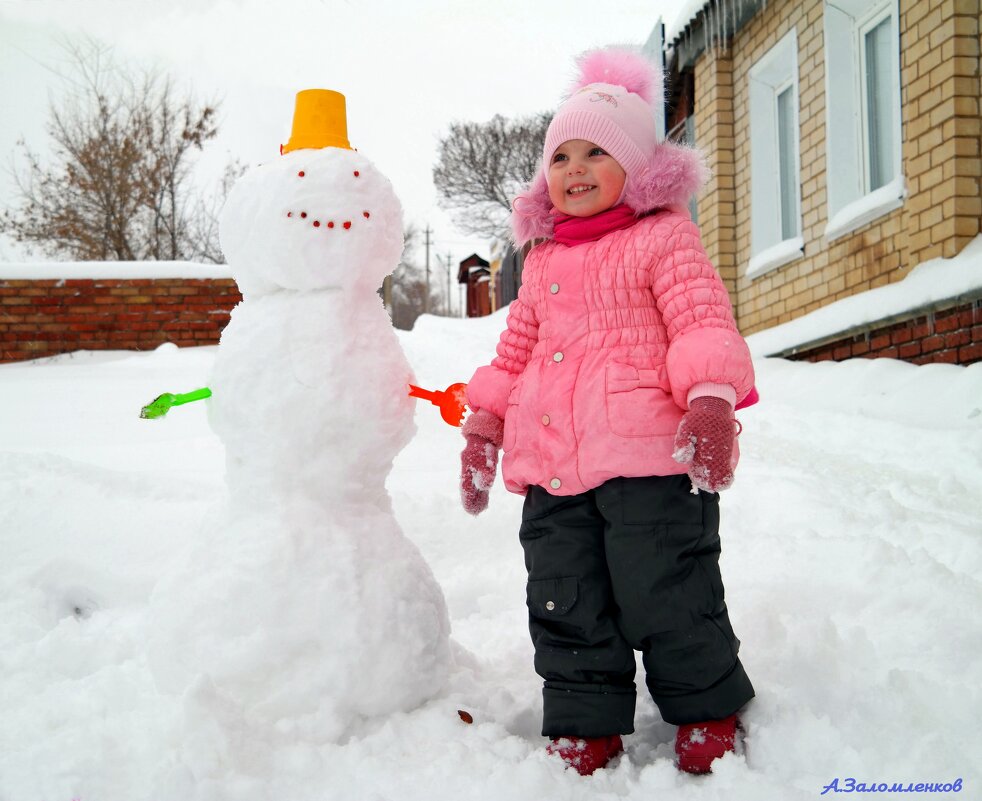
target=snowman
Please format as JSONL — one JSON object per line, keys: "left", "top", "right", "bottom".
{"left": 148, "top": 91, "right": 451, "bottom": 770}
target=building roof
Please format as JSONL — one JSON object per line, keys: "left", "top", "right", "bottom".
{"left": 666, "top": 0, "right": 765, "bottom": 71}
{"left": 666, "top": 0, "right": 712, "bottom": 43}
{"left": 459, "top": 253, "right": 490, "bottom": 267}
{"left": 457, "top": 253, "right": 490, "bottom": 283}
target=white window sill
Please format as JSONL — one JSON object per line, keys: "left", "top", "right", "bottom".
{"left": 746, "top": 236, "right": 805, "bottom": 279}
{"left": 824, "top": 176, "right": 907, "bottom": 242}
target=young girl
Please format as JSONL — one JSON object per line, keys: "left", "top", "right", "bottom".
{"left": 459, "top": 48, "right": 757, "bottom": 776}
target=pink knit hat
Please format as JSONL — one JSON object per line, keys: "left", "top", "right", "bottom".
{"left": 512, "top": 47, "right": 708, "bottom": 246}
{"left": 541, "top": 48, "right": 661, "bottom": 182}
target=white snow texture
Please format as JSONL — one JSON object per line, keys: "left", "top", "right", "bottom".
{"left": 1, "top": 306, "right": 982, "bottom": 795}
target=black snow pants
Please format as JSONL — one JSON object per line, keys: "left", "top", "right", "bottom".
{"left": 519, "top": 474, "right": 754, "bottom": 737}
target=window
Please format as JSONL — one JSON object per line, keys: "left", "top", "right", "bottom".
{"left": 777, "top": 85, "right": 798, "bottom": 239}
{"left": 824, "top": 0, "right": 904, "bottom": 240}
{"left": 863, "top": 13, "right": 895, "bottom": 191}
{"left": 748, "top": 29, "right": 803, "bottom": 278}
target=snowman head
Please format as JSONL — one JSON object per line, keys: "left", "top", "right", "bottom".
{"left": 219, "top": 90, "right": 404, "bottom": 296}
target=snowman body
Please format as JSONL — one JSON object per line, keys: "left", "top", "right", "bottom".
{"left": 149, "top": 147, "right": 450, "bottom": 751}
{"left": 210, "top": 290, "right": 414, "bottom": 508}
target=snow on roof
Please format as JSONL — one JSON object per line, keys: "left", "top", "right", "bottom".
{"left": 746, "top": 235, "right": 982, "bottom": 357}
{"left": 0, "top": 261, "right": 233, "bottom": 280}
{"left": 666, "top": 0, "right": 710, "bottom": 43}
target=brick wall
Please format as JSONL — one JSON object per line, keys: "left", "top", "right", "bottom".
{"left": 903, "top": 0, "right": 981, "bottom": 264}
{"left": 694, "top": 51, "right": 738, "bottom": 297}
{"left": 778, "top": 300, "right": 982, "bottom": 364}
{"left": 692, "top": 0, "right": 981, "bottom": 338}
{"left": 0, "top": 277, "right": 241, "bottom": 364}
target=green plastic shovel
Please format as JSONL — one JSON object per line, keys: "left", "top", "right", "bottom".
{"left": 140, "top": 387, "right": 212, "bottom": 419}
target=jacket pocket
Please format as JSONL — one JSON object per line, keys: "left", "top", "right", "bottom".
{"left": 527, "top": 576, "right": 579, "bottom": 618}
{"left": 502, "top": 381, "right": 521, "bottom": 452}
{"left": 604, "top": 361, "right": 677, "bottom": 437}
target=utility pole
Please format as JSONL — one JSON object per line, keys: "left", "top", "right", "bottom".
{"left": 445, "top": 251, "right": 452, "bottom": 316}
{"left": 436, "top": 252, "right": 453, "bottom": 316}
{"left": 423, "top": 225, "right": 432, "bottom": 314}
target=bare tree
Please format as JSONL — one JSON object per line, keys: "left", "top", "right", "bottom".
{"left": 388, "top": 224, "right": 443, "bottom": 330}
{"left": 433, "top": 112, "right": 552, "bottom": 239}
{"left": 1, "top": 38, "right": 234, "bottom": 262}
{"left": 186, "top": 158, "right": 247, "bottom": 264}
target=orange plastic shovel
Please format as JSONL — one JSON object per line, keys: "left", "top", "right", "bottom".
{"left": 407, "top": 383, "right": 469, "bottom": 427}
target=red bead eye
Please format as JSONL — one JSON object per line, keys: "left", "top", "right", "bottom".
{"left": 313, "top": 220, "right": 320, "bottom": 227}
{"left": 287, "top": 212, "right": 293, "bottom": 217}
{"left": 298, "top": 171, "right": 305, "bottom": 177}
{"left": 343, "top": 221, "right": 351, "bottom": 230}
{"left": 300, "top": 212, "right": 307, "bottom": 218}
{"left": 353, "top": 171, "right": 360, "bottom": 177}
{"left": 327, "top": 222, "right": 335, "bottom": 228}
{"left": 363, "top": 211, "right": 370, "bottom": 218}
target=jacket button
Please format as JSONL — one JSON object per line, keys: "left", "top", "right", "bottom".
{"left": 550, "top": 478, "right": 561, "bottom": 489}
{"left": 545, "top": 601, "right": 556, "bottom": 611}
{"left": 553, "top": 352, "right": 564, "bottom": 362}
{"left": 550, "top": 283, "right": 560, "bottom": 294}
{"left": 541, "top": 414, "right": 550, "bottom": 425}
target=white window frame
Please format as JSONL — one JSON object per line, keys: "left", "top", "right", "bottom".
{"left": 747, "top": 29, "right": 804, "bottom": 279}
{"left": 774, "top": 77, "right": 798, "bottom": 239}
{"left": 859, "top": 6, "right": 895, "bottom": 191}
{"left": 823, "top": 0, "right": 905, "bottom": 241}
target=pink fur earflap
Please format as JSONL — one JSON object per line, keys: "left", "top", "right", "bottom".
{"left": 511, "top": 170, "right": 556, "bottom": 245}
{"left": 509, "top": 141, "right": 710, "bottom": 247}
{"left": 570, "top": 48, "right": 663, "bottom": 104}
{"left": 622, "top": 142, "right": 710, "bottom": 217}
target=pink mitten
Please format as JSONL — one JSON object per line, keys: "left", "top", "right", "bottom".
{"left": 672, "top": 396, "right": 737, "bottom": 493}
{"left": 459, "top": 409, "right": 505, "bottom": 515}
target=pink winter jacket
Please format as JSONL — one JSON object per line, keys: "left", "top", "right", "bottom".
{"left": 465, "top": 209, "right": 755, "bottom": 497}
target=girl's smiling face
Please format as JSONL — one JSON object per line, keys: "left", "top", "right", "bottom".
{"left": 547, "top": 139, "right": 627, "bottom": 217}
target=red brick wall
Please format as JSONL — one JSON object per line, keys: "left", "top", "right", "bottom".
{"left": 0, "top": 278, "right": 241, "bottom": 364}
{"left": 785, "top": 302, "right": 982, "bottom": 365}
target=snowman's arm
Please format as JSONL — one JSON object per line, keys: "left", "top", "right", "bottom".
{"left": 465, "top": 282, "right": 538, "bottom": 420}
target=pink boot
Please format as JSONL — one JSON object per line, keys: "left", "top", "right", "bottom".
{"left": 547, "top": 735, "right": 624, "bottom": 776}
{"left": 675, "top": 714, "right": 738, "bottom": 774}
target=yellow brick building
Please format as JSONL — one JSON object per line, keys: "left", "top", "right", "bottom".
{"left": 665, "top": 0, "right": 981, "bottom": 362}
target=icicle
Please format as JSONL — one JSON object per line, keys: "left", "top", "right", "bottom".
{"left": 705, "top": 2, "right": 710, "bottom": 54}
{"left": 716, "top": 0, "right": 726, "bottom": 53}
{"left": 715, "top": 0, "right": 720, "bottom": 53}
{"left": 706, "top": 0, "right": 716, "bottom": 55}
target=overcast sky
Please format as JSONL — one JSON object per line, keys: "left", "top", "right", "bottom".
{"left": 0, "top": 0, "right": 692, "bottom": 268}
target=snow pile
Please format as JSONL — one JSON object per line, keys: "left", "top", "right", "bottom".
{"left": 146, "top": 494, "right": 450, "bottom": 793}
{"left": 0, "top": 261, "right": 232, "bottom": 279}
{"left": 666, "top": 0, "right": 711, "bottom": 44}
{"left": 1, "top": 316, "right": 981, "bottom": 798}
{"left": 747, "top": 234, "right": 982, "bottom": 357}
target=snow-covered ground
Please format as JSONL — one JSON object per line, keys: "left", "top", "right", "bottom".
{"left": 1, "top": 310, "right": 980, "bottom": 800}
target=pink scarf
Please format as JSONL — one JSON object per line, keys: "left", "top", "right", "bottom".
{"left": 552, "top": 203, "right": 640, "bottom": 245}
